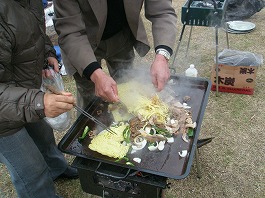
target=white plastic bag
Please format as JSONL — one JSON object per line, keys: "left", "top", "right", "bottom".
{"left": 41, "top": 67, "right": 71, "bottom": 132}
{"left": 217, "top": 49, "right": 263, "bottom": 66}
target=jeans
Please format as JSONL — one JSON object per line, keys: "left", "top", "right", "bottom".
{"left": 0, "top": 120, "right": 68, "bottom": 198}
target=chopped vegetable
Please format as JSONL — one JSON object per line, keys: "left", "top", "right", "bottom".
{"left": 122, "top": 126, "right": 131, "bottom": 143}
{"left": 187, "top": 128, "right": 194, "bottom": 137}
{"left": 178, "top": 150, "right": 188, "bottom": 157}
{"left": 148, "top": 141, "right": 158, "bottom": 151}
{"left": 126, "top": 162, "right": 135, "bottom": 166}
{"left": 148, "top": 142, "right": 157, "bottom": 147}
{"left": 166, "top": 137, "right": 174, "bottom": 143}
{"left": 133, "top": 158, "right": 141, "bottom": 163}
{"left": 158, "top": 141, "right": 165, "bottom": 151}
{"left": 149, "top": 128, "right": 155, "bottom": 135}
{"left": 116, "top": 156, "right": 135, "bottom": 166}
{"left": 182, "top": 133, "right": 189, "bottom": 143}
{"left": 131, "top": 139, "right": 147, "bottom": 150}
{"left": 115, "top": 156, "right": 129, "bottom": 162}
{"left": 153, "top": 126, "right": 171, "bottom": 137}
{"left": 78, "top": 126, "right": 90, "bottom": 141}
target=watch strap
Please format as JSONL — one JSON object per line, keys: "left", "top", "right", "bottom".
{"left": 156, "top": 48, "right": 171, "bottom": 61}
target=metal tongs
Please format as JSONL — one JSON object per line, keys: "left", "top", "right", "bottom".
{"left": 44, "top": 85, "right": 117, "bottom": 135}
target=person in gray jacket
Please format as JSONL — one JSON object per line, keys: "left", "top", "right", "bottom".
{"left": 53, "top": 0, "right": 177, "bottom": 109}
{"left": 0, "top": 0, "right": 78, "bottom": 197}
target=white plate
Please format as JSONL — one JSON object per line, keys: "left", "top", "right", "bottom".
{"left": 227, "top": 21, "right": 256, "bottom": 31}
{"left": 226, "top": 28, "right": 254, "bottom": 34}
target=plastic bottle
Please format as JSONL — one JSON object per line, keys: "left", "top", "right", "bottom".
{"left": 185, "top": 64, "right": 198, "bottom": 77}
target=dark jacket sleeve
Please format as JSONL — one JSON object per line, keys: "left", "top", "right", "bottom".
{"left": 0, "top": 24, "right": 46, "bottom": 126}
{"left": 44, "top": 33, "right": 57, "bottom": 59}
{"left": 30, "top": 0, "right": 57, "bottom": 60}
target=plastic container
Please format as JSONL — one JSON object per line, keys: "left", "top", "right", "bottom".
{"left": 185, "top": 64, "right": 198, "bottom": 77}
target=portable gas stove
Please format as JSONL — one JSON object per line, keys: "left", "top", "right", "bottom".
{"left": 58, "top": 75, "right": 212, "bottom": 198}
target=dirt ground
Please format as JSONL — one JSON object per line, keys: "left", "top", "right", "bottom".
{"left": 0, "top": 0, "right": 264, "bottom": 197}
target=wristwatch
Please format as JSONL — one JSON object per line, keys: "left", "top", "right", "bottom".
{"left": 156, "top": 48, "right": 171, "bottom": 61}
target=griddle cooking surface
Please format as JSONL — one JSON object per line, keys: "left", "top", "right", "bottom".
{"left": 58, "top": 75, "right": 211, "bottom": 179}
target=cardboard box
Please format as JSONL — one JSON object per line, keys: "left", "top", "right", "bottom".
{"left": 211, "top": 64, "right": 258, "bottom": 95}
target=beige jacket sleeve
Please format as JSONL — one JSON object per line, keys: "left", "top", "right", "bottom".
{"left": 53, "top": 0, "right": 97, "bottom": 76}
{"left": 144, "top": 0, "right": 177, "bottom": 50}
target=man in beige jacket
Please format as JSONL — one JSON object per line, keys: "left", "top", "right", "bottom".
{"left": 53, "top": 0, "right": 177, "bottom": 108}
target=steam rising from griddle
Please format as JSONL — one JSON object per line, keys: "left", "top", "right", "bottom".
{"left": 116, "top": 65, "right": 152, "bottom": 86}
{"left": 115, "top": 65, "right": 157, "bottom": 107}
{"left": 114, "top": 65, "right": 188, "bottom": 107}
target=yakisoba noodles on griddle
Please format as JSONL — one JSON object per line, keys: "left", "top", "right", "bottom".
{"left": 88, "top": 122, "right": 130, "bottom": 159}
{"left": 133, "top": 94, "right": 169, "bottom": 124}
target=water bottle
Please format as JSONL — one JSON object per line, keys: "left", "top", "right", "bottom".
{"left": 185, "top": 64, "right": 198, "bottom": 77}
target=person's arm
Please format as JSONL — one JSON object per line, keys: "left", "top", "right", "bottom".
{"left": 0, "top": 24, "right": 75, "bottom": 124}
{"left": 53, "top": 0, "right": 119, "bottom": 102}
{"left": 0, "top": 24, "right": 46, "bottom": 123}
{"left": 145, "top": 0, "right": 177, "bottom": 54}
{"left": 44, "top": 35, "right": 59, "bottom": 73}
{"left": 53, "top": 0, "right": 99, "bottom": 77}
{"left": 44, "top": 33, "right": 57, "bottom": 63}
{"left": 145, "top": 0, "right": 177, "bottom": 91}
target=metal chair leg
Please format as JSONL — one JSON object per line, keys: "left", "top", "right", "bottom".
{"left": 225, "top": 22, "right": 230, "bottom": 49}
{"left": 215, "top": 26, "right": 219, "bottom": 96}
{"left": 171, "top": 0, "right": 193, "bottom": 68}
{"left": 185, "top": 25, "right": 193, "bottom": 58}
{"left": 171, "top": 24, "right": 187, "bottom": 68}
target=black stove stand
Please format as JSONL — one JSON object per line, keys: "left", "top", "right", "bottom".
{"left": 72, "top": 137, "right": 213, "bottom": 198}
{"left": 171, "top": 0, "right": 229, "bottom": 95}
{"left": 72, "top": 157, "right": 168, "bottom": 198}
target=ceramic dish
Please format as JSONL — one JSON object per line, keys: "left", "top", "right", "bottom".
{"left": 227, "top": 21, "right": 256, "bottom": 31}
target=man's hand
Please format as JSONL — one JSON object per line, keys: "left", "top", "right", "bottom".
{"left": 44, "top": 92, "right": 75, "bottom": 118}
{"left": 90, "top": 69, "right": 119, "bottom": 102}
{"left": 150, "top": 54, "right": 170, "bottom": 91}
{"left": 42, "top": 57, "right": 60, "bottom": 78}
